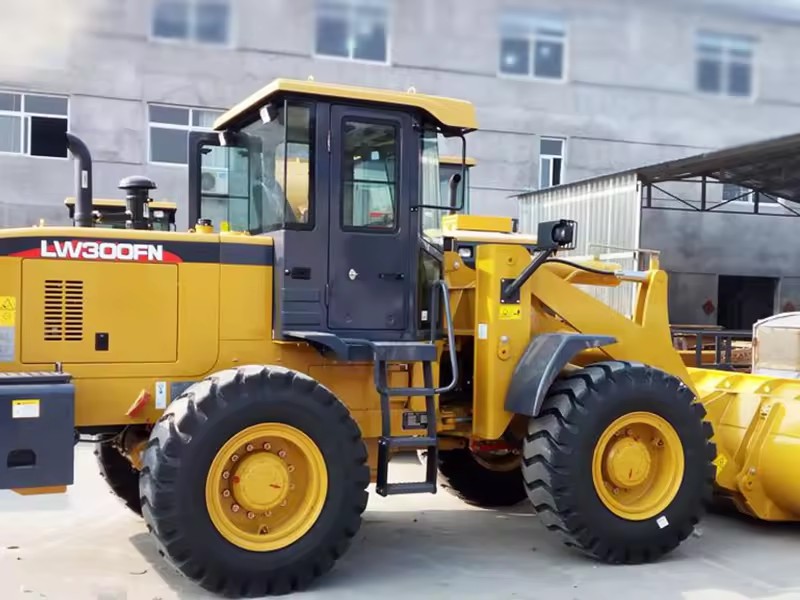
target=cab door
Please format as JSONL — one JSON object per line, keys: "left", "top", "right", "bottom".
{"left": 327, "top": 106, "right": 414, "bottom": 333}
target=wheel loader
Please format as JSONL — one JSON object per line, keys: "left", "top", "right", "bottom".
{"left": 1, "top": 79, "right": 798, "bottom": 598}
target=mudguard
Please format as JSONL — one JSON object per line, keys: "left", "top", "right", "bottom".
{"left": 505, "top": 333, "right": 616, "bottom": 417}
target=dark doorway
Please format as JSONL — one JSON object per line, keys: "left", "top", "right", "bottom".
{"left": 717, "top": 275, "right": 777, "bottom": 330}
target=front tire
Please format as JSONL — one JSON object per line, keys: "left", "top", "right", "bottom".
{"left": 140, "top": 366, "right": 369, "bottom": 597}
{"left": 523, "top": 361, "right": 715, "bottom": 564}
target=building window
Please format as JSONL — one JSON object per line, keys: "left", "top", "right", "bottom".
{"left": 722, "top": 183, "right": 777, "bottom": 204}
{"left": 696, "top": 32, "right": 754, "bottom": 97}
{"left": 315, "top": 0, "right": 389, "bottom": 63}
{"left": 152, "top": 0, "right": 231, "bottom": 45}
{"left": 539, "top": 137, "right": 565, "bottom": 189}
{"left": 0, "top": 92, "right": 68, "bottom": 158}
{"left": 148, "top": 104, "right": 223, "bottom": 165}
{"left": 499, "top": 11, "right": 565, "bottom": 80}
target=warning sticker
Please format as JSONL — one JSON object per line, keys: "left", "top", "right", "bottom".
{"left": 712, "top": 453, "right": 728, "bottom": 476}
{"left": 0, "top": 295, "right": 16, "bottom": 327}
{"left": 12, "top": 399, "right": 40, "bottom": 419}
{"left": 499, "top": 305, "right": 522, "bottom": 320}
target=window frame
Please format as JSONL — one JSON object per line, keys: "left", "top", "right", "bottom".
{"left": 149, "top": 0, "right": 235, "bottom": 48}
{"left": 313, "top": 0, "right": 392, "bottom": 66}
{"left": 497, "top": 11, "right": 568, "bottom": 83}
{"left": 695, "top": 30, "right": 756, "bottom": 100}
{"left": 339, "top": 116, "right": 401, "bottom": 234}
{"left": 0, "top": 91, "right": 70, "bottom": 160}
{"left": 539, "top": 136, "right": 566, "bottom": 190}
{"left": 721, "top": 182, "right": 779, "bottom": 206}
{"left": 147, "top": 104, "right": 224, "bottom": 167}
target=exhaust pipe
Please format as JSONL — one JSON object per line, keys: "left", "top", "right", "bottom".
{"left": 65, "top": 132, "right": 93, "bottom": 228}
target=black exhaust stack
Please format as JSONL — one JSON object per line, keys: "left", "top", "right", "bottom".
{"left": 65, "top": 133, "right": 93, "bottom": 228}
{"left": 119, "top": 176, "right": 156, "bottom": 230}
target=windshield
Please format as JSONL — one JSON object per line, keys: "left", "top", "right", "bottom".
{"left": 198, "top": 101, "right": 313, "bottom": 234}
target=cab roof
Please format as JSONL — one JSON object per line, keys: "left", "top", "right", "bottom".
{"left": 214, "top": 78, "right": 479, "bottom": 133}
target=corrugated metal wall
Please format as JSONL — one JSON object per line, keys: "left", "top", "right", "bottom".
{"left": 517, "top": 173, "right": 642, "bottom": 316}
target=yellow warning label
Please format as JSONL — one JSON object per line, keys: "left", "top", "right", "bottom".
{"left": 499, "top": 305, "right": 522, "bottom": 320}
{"left": 12, "top": 399, "right": 40, "bottom": 419}
{"left": 0, "top": 296, "right": 16, "bottom": 326}
{"left": 712, "top": 453, "right": 727, "bottom": 475}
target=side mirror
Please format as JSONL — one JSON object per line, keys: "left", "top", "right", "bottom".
{"left": 537, "top": 219, "right": 577, "bottom": 251}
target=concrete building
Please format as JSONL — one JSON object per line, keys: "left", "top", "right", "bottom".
{"left": 1, "top": 0, "right": 800, "bottom": 233}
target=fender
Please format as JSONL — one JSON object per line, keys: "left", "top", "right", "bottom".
{"left": 504, "top": 333, "right": 617, "bottom": 418}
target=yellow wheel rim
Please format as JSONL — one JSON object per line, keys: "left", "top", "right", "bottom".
{"left": 205, "top": 423, "right": 328, "bottom": 552}
{"left": 591, "top": 412, "right": 684, "bottom": 521}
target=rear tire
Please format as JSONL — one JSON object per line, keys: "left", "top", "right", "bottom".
{"left": 436, "top": 448, "right": 526, "bottom": 508}
{"left": 523, "top": 361, "right": 715, "bottom": 564}
{"left": 95, "top": 442, "right": 142, "bottom": 517}
{"left": 140, "top": 365, "right": 369, "bottom": 597}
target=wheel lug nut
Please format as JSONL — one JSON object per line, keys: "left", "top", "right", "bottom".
{"left": 222, "top": 489, "right": 230, "bottom": 498}
{"left": 263, "top": 443, "right": 271, "bottom": 451}
{"left": 280, "top": 499, "right": 287, "bottom": 507}
{"left": 231, "top": 454, "right": 239, "bottom": 463}
{"left": 287, "top": 465, "right": 295, "bottom": 473}
{"left": 231, "top": 504, "right": 240, "bottom": 512}
{"left": 222, "top": 471, "right": 230, "bottom": 480}
{"left": 278, "top": 450, "right": 286, "bottom": 458}
{"left": 289, "top": 483, "right": 295, "bottom": 491}
{"left": 612, "top": 488, "right": 619, "bottom": 495}
{"left": 246, "top": 444, "right": 254, "bottom": 452}
{"left": 265, "top": 511, "right": 272, "bottom": 517}
{"left": 247, "top": 511, "right": 255, "bottom": 520}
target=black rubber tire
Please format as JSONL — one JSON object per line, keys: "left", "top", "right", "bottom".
{"left": 523, "top": 361, "right": 715, "bottom": 564}
{"left": 95, "top": 442, "right": 142, "bottom": 517}
{"left": 436, "top": 448, "right": 526, "bottom": 508}
{"left": 140, "top": 365, "right": 370, "bottom": 597}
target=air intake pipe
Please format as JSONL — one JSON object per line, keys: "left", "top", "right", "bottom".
{"left": 65, "top": 133, "right": 93, "bottom": 228}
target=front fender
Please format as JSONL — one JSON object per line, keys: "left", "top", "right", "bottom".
{"left": 504, "top": 333, "right": 616, "bottom": 417}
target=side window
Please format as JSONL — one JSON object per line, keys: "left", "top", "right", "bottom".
{"left": 341, "top": 120, "right": 398, "bottom": 230}
{"left": 193, "top": 102, "right": 314, "bottom": 234}
{"left": 199, "top": 144, "right": 251, "bottom": 231}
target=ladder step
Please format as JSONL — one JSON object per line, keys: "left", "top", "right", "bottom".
{"left": 378, "top": 482, "right": 437, "bottom": 496}
{"left": 380, "top": 435, "right": 436, "bottom": 449}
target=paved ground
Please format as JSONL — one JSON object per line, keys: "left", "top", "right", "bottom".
{"left": 1, "top": 445, "right": 799, "bottom": 600}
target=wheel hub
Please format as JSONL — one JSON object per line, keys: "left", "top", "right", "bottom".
{"left": 591, "top": 411, "right": 685, "bottom": 521}
{"left": 234, "top": 453, "right": 290, "bottom": 512}
{"left": 205, "top": 423, "right": 328, "bottom": 552}
{"left": 605, "top": 437, "right": 651, "bottom": 488}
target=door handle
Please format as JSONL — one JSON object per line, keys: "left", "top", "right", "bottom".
{"left": 379, "top": 272, "right": 405, "bottom": 281}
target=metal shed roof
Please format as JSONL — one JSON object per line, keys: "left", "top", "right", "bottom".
{"left": 516, "top": 131, "right": 800, "bottom": 204}
{"left": 636, "top": 131, "right": 800, "bottom": 203}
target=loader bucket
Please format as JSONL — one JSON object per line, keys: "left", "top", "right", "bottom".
{"left": 690, "top": 367, "right": 800, "bottom": 521}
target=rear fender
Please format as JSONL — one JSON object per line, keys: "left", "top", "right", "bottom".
{"left": 505, "top": 333, "right": 616, "bottom": 417}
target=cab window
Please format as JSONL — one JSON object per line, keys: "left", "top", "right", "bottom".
{"left": 341, "top": 119, "right": 398, "bottom": 231}
{"left": 197, "top": 101, "right": 314, "bottom": 234}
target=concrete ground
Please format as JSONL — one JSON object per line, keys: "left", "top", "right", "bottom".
{"left": 1, "top": 446, "right": 799, "bottom": 600}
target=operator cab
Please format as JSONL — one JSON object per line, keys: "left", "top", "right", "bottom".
{"left": 187, "top": 79, "right": 476, "bottom": 348}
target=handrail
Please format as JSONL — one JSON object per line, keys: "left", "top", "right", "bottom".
{"left": 431, "top": 279, "right": 459, "bottom": 394}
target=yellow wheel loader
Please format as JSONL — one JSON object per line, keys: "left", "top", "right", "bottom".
{"left": 0, "top": 80, "right": 797, "bottom": 598}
